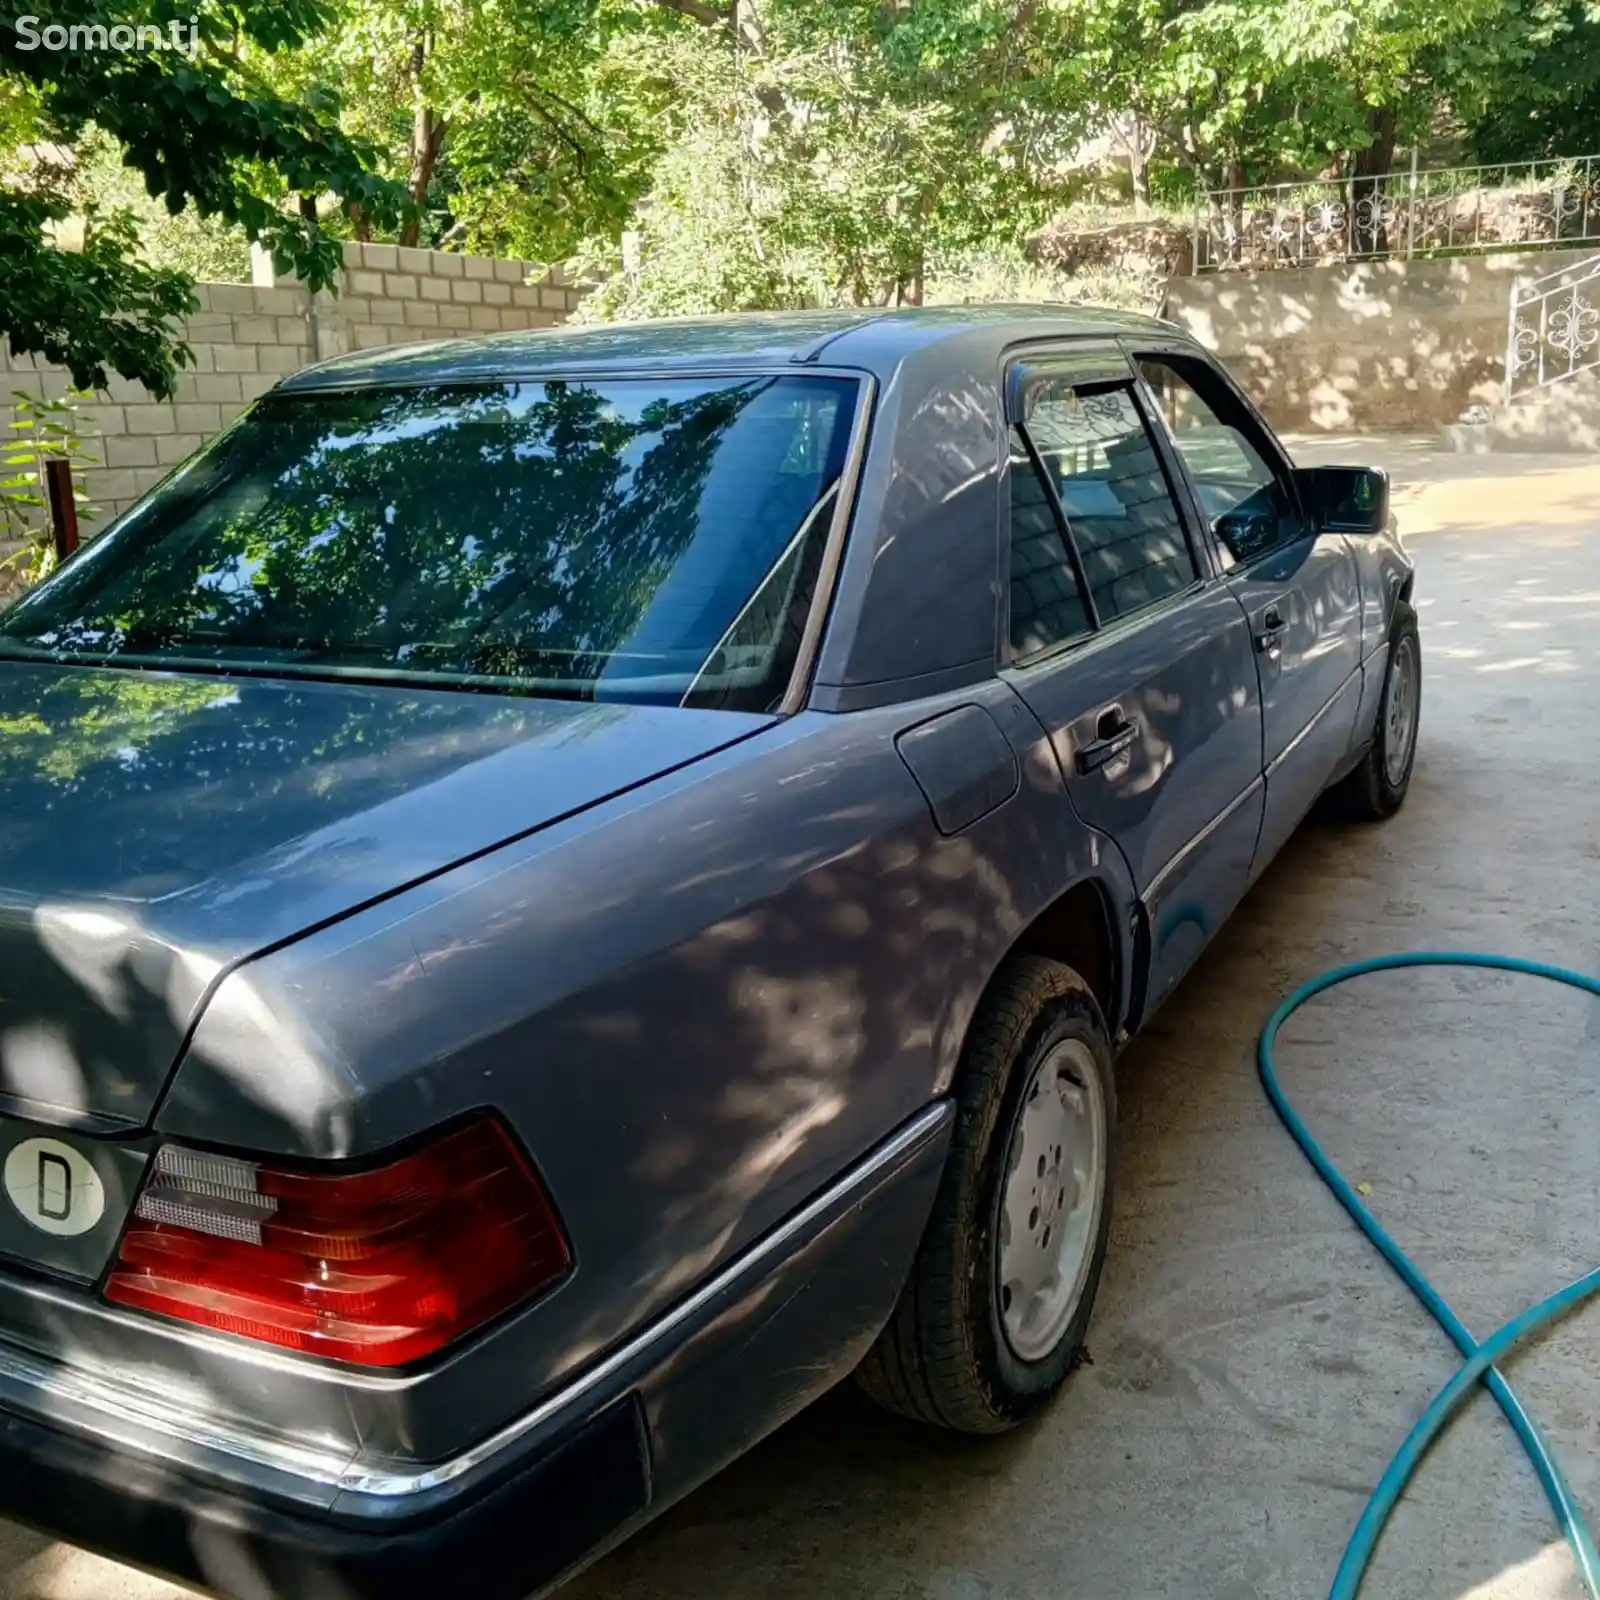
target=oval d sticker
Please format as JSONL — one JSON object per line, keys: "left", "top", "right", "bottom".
{"left": 4, "top": 1138, "right": 106, "bottom": 1237}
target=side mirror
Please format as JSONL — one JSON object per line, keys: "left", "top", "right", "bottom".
{"left": 1293, "top": 465, "right": 1390, "bottom": 536}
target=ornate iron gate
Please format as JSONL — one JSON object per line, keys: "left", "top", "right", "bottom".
{"left": 1505, "top": 254, "right": 1600, "bottom": 402}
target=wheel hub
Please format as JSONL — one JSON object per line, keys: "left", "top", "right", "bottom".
{"left": 1384, "top": 634, "right": 1418, "bottom": 788}
{"left": 997, "top": 1039, "right": 1106, "bottom": 1362}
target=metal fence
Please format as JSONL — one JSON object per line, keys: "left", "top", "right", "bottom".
{"left": 1194, "top": 153, "right": 1600, "bottom": 272}
{"left": 1505, "top": 252, "right": 1600, "bottom": 402}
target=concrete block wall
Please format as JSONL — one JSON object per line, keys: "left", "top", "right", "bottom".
{"left": 313, "top": 242, "right": 581, "bottom": 361}
{"left": 1163, "top": 246, "right": 1599, "bottom": 433}
{"left": 0, "top": 242, "right": 586, "bottom": 533}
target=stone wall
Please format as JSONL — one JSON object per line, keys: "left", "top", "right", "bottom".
{"left": 1, "top": 242, "right": 586, "bottom": 533}
{"left": 1163, "top": 247, "right": 1597, "bottom": 432}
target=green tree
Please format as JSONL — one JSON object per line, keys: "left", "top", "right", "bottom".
{"left": 1070, "top": 0, "right": 1519, "bottom": 203}
{"left": 67, "top": 126, "right": 253, "bottom": 282}
{"left": 1454, "top": 0, "right": 1600, "bottom": 161}
{"left": 256, "top": 0, "right": 675, "bottom": 259}
{"left": 1, "top": 390, "right": 99, "bottom": 587}
{"left": 0, "top": 0, "right": 406, "bottom": 398}
{"left": 583, "top": 0, "right": 1087, "bottom": 316}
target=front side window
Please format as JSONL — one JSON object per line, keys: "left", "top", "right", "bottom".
{"left": 1137, "top": 356, "right": 1299, "bottom": 567}
{"left": 1026, "top": 381, "right": 1197, "bottom": 622}
{"left": 0, "top": 375, "right": 859, "bottom": 712}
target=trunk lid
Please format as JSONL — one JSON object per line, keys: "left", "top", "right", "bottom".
{"left": 0, "top": 663, "right": 770, "bottom": 1130}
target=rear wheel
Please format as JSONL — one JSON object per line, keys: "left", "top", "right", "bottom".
{"left": 1322, "top": 599, "right": 1420, "bottom": 821}
{"left": 856, "top": 956, "right": 1115, "bottom": 1433}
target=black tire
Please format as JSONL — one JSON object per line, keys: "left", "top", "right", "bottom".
{"left": 1321, "top": 599, "right": 1421, "bottom": 822}
{"left": 856, "top": 955, "right": 1116, "bottom": 1434}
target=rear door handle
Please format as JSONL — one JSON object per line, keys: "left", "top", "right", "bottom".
{"left": 1076, "top": 711, "right": 1137, "bottom": 774}
{"left": 1254, "top": 605, "right": 1287, "bottom": 656}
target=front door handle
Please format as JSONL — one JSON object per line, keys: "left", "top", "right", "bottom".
{"left": 1254, "top": 605, "right": 1287, "bottom": 656}
{"left": 1076, "top": 711, "right": 1137, "bottom": 774}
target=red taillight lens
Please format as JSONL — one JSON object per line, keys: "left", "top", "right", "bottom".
{"left": 105, "top": 1118, "right": 570, "bottom": 1367}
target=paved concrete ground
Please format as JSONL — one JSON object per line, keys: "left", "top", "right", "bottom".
{"left": 1, "top": 441, "right": 1597, "bottom": 1600}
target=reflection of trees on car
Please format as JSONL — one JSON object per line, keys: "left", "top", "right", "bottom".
{"left": 0, "top": 377, "right": 853, "bottom": 709}
{"left": 0, "top": 670, "right": 567, "bottom": 888}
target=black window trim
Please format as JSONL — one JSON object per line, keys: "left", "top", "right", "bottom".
{"left": 1001, "top": 351, "right": 1214, "bottom": 671}
{"left": 1004, "top": 344, "right": 1138, "bottom": 428}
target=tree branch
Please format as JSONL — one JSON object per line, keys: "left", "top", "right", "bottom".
{"left": 523, "top": 78, "right": 607, "bottom": 141}
{"left": 520, "top": 94, "right": 592, "bottom": 165}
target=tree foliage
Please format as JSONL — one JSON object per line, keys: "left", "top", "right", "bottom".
{"left": 582, "top": 0, "right": 1090, "bottom": 316}
{"left": 1, "top": 389, "right": 98, "bottom": 586}
{"left": 1453, "top": 0, "right": 1600, "bottom": 160}
{"left": 4, "top": 0, "right": 1597, "bottom": 365}
{"left": 574, "top": 0, "right": 1595, "bottom": 316}
{"left": 250, "top": 0, "right": 668, "bottom": 257}
{"left": 1, "top": 0, "right": 407, "bottom": 395}
{"left": 67, "top": 126, "right": 254, "bottom": 282}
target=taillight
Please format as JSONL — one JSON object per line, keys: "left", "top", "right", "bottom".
{"left": 105, "top": 1117, "right": 569, "bottom": 1367}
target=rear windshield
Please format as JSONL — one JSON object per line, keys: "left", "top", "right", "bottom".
{"left": 0, "top": 374, "right": 860, "bottom": 711}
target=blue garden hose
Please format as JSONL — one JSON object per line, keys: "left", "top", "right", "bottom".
{"left": 1257, "top": 952, "right": 1600, "bottom": 1599}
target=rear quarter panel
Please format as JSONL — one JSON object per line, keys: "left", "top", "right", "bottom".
{"left": 157, "top": 690, "right": 1130, "bottom": 1457}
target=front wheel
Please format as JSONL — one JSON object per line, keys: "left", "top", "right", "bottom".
{"left": 855, "top": 956, "right": 1116, "bottom": 1434}
{"left": 1323, "top": 599, "right": 1421, "bottom": 821}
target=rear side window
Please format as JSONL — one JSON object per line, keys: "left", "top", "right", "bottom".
{"left": 1008, "top": 432, "right": 1092, "bottom": 659}
{"left": 1026, "top": 382, "right": 1197, "bottom": 621}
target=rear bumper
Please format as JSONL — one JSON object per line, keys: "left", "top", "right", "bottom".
{"left": 0, "top": 1391, "right": 650, "bottom": 1600}
{"left": 0, "top": 1100, "right": 952, "bottom": 1599}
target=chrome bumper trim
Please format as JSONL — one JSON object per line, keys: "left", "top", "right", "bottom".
{"left": 0, "top": 1336, "right": 359, "bottom": 1491}
{"left": 0, "top": 1100, "right": 952, "bottom": 1503}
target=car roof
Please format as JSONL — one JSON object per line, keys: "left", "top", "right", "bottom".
{"left": 278, "top": 304, "right": 1181, "bottom": 392}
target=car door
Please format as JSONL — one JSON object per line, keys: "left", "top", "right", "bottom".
{"left": 1000, "top": 346, "right": 1265, "bottom": 1021}
{"left": 1130, "top": 347, "right": 1364, "bottom": 878}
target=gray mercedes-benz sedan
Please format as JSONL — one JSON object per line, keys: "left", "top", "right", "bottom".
{"left": 0, "top": 306, "right": 1417, "bottom": 1597}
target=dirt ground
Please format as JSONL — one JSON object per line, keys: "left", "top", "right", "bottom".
{"left": 1, "top": 439, "right": 1597, "bottom": 1600}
